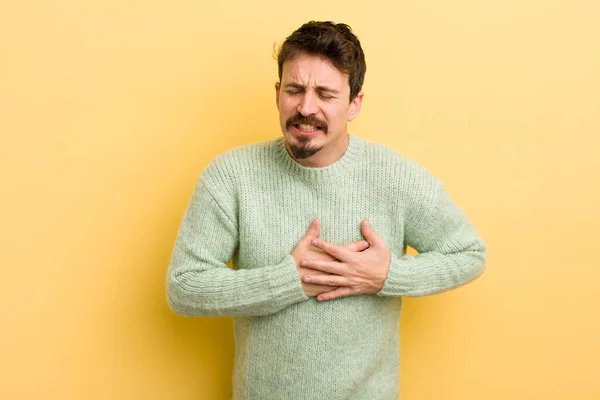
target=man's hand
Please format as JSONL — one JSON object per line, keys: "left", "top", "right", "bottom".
{"left": 300, "top": 219, "right": 391, "bottom": 301}
{"left": 292, "top": 219, "right": 370, "bottom": 298}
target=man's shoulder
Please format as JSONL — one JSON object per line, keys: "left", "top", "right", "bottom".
{"left": 357, "top": 135, "right": 435, "bottom": 179}
{"left": 359, "top": 136, "right": 403, "bottom": 162}
{"left": 357, "top": 136, "right": 444, "bottom": 210}
{"left": 214, "top": 138, "right": 280, "bottom": 162}
{"left": 201, "top": 138, "right": 281, "bottom": 180}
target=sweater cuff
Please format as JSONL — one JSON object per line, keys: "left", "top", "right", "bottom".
{"left": 377, "top": 253, "right": 412, "bottom": 297}
{"left": 268, "top": 254, "right": 310, "bottom": 305}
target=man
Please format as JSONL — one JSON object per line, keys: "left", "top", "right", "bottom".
{"left": 167, "top": 21, "right": 486, "bottom": 400}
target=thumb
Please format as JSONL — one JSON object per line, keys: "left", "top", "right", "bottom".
{"left": 303, "top": 219, "right": 321, "bottom": 244}
{"left": 361, "top": 219, "right": 380, "bottom": 246}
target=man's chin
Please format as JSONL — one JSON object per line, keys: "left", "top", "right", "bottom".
{"left": 285, "top": 135, "right": 322, "bottom": 160}
{"left": 291, "top": 146, "right": 321, "bottom": 160}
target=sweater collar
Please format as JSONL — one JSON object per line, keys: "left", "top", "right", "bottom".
{"left": 274, "top": 133, "right": 365, "bottom": 183}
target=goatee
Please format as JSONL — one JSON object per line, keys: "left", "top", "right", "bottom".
{"left": 288, "top": 136, "right": 322, "bottom": 159}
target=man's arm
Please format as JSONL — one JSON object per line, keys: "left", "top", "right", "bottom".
{"left": 166, "top": 174, "right": 309, "bottom": 317}
{"left": 377, "top": 181, "right": 486, "bottom": 297}
{"left": 299, "top": 178, "right": 486, "bottom": 300}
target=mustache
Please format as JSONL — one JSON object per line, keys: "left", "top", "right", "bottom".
{"left": 285, "top": 113, "right": 328, "bottom": 134}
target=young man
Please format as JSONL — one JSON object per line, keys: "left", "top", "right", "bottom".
{"left": 167, "top": 21, "right": 486, "bottom": 400}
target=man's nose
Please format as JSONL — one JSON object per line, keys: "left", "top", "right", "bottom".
{"left": 297, "top": 92, "right": 318, "bottom": 116}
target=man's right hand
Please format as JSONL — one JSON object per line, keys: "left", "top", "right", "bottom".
{"left": 292, "top": 219, "right": 369, "bottom": 297}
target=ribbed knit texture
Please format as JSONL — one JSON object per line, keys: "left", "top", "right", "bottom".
{"left": 167, "top": 134, "right": 486, "bottom": 400}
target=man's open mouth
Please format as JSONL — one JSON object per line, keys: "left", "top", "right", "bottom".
{"left": 294, "top": 123, "right": 320, "bottom": 132}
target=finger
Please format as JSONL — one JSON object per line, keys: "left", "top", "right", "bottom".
{"left": 303, "top": 273, "right": 348, "bottom": 286}
{"left": 317, "top": 287, "right": 355, "bottom": 301}
{"left": 360, "top": 219, "right": 381, "bottom": 247}
{"left": 303, "top": 282, "right": 339, "bottom": 296}
{"left": 301, "top": 219, "right": 321, "bottom": 246}
{"left": 301, "top": 259, "right": 345, "bottom": 275}
{"left": 311, "top": 238, "right": 352, "bottom": 262}
{"left": 342, "top": 240, "right": 370, "bottom": 252}
{"left": 306, "top": 248, "right": 337, "bottom": 262}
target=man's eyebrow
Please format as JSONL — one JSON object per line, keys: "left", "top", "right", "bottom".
{"left": 315, "top": 86, "right": 339, "bottom": 94}
{"left": 284, "top": 83, "right": 306, "bottom": 90}
{"left": 283, "top": 83, "right": 340, "bottom": 95}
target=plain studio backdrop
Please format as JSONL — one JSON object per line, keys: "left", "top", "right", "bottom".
{"left": 1, "top": 1, "right": 599, "bottom": 399}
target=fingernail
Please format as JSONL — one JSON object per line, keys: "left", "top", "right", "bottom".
{"left": 304, "top": 276, "right": 311, "bottom": 282}
{"left": 364, "top": 220, "right": 371, "bottom": 227}
{"left": 311, "top": 239, "right": 318, "bottom": 246}
{"left": 301, "top": 260, "right": 307, "bottom": 266}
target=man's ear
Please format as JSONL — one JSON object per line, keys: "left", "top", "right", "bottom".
{"left": 275, "top": 82, "right": 281, "bottom": 110}
{"left": 347, "top": 91, "right": 364, "bottom": 122}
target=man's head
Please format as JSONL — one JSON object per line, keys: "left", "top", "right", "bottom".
{"left": 275, "top": 21, "right": 366, "bottom": 166}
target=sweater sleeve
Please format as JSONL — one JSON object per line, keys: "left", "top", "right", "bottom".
{"left": 166, "top": 169, "right": 309, "bottom": 317}
{"left": 377, "top": 179, "right": 487, "bottom": 297}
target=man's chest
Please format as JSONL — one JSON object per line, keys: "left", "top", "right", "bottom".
{"left": 234, "top": 179, "right": 405, "bottom": 268}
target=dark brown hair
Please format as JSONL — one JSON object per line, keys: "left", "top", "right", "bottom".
{"left": 276, "top": 21, "right": 366, "bottom": 102}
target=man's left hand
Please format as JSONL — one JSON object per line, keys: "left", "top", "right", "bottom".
{"left": 300, "top": 219, "right": 391, "bottom": 301}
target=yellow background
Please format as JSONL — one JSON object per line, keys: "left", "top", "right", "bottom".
{"left": 1, "top": 0, "right": 599, "bottom": 399}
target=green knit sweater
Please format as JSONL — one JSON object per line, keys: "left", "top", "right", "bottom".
{"left": 166, "top": 134, "right": 486, "bottom": 400}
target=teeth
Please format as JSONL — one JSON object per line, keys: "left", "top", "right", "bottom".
{"left": 298, "top": 124, "right": 317, "bottom": 131}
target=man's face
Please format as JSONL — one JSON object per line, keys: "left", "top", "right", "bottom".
{"left": 275, "top": 54, "right": 363, "bottom": 164}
